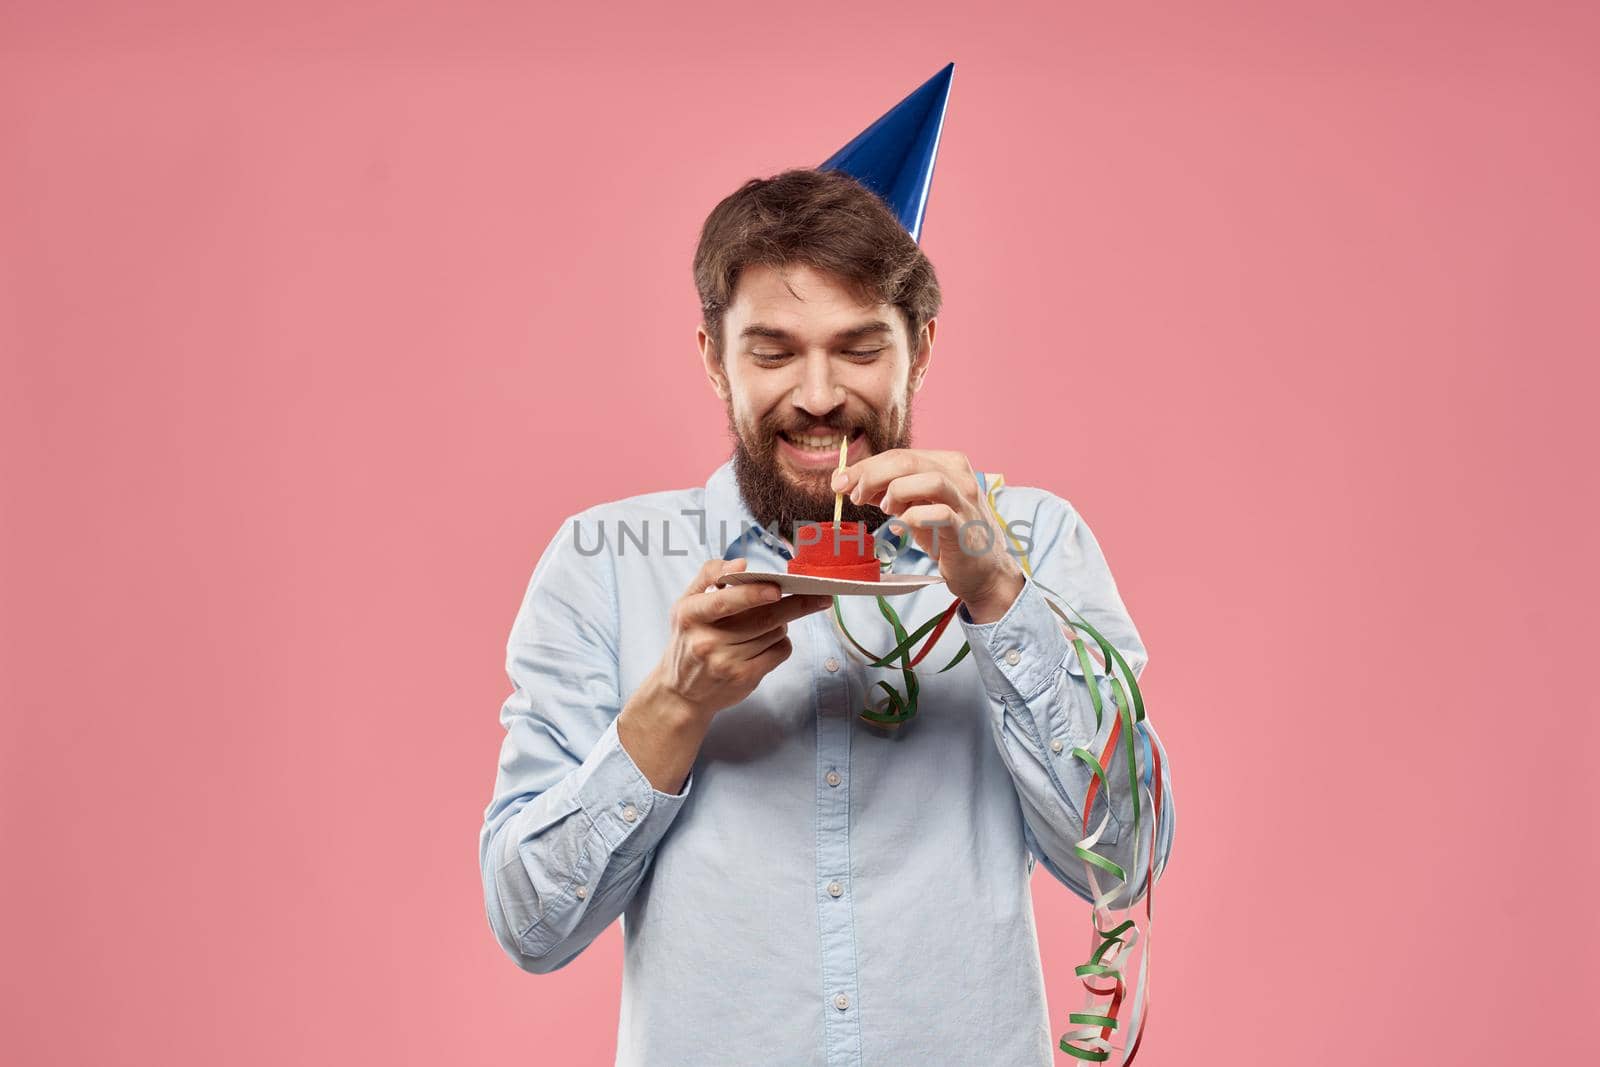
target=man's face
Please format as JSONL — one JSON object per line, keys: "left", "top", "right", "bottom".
{"left": 697, "top": 262, "right": 935, "bottom": 541}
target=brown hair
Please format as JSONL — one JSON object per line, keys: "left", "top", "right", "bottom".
{"left": 692, "top": 167, "right": 942, "bottom": 356}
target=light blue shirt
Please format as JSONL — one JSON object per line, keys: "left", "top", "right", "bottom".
{"left": 478, "top": 458, "right": 1176, "bottom": 1066}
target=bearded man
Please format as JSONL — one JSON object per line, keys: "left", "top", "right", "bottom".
{"left": 478, "top": 97, "right": 1176, "bottom": 1066}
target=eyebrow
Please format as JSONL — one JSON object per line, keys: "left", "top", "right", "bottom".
{"left": 739, "top": 320, "right": 894, "bottom": 345}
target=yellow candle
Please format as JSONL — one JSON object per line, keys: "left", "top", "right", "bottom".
{"left": 833, "top": 434, "right": 848, "bottom": 524}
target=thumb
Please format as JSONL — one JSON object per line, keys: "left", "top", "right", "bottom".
{"left": 685, "top": 555, "right": 744, "bottom": 597}
{"left": 702, "top": 557, "right": 748, "bottom": 593}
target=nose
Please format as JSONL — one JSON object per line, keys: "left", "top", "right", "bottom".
{"left": 792, "top": 351, "right": 844, "bottom": 418}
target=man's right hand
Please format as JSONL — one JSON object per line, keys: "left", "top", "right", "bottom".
{"left": 619, "top": 558, "right": 831, "bottom": 794}
{"left": 650, "top": 557, "right": 834, "bottom": 721}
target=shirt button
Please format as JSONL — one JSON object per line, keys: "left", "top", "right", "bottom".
{"left": 834, "top": 993, "right": 850, "bottom": 1011}
{"left": 827, "top": 880, "right": 843, "bottom": 898}
{"left": 1004, "top": 648, "right": 1022, "bottom": 666}
{"left": 1050, "top": 738, "right": 1064, "bottom": 753}
{"left": 575, "top": 885, "right": 587, "bottom": 899}
{"left": 621, "top": 804, "right": 638, "bottom": 823}
{"left": 824, "top": 657, "right": 841, "bottom": 673}
{"left": 825, "top": 770, "right": 841, "bottom": 787}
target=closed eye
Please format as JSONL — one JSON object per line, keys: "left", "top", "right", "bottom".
{"left": 843, "top": 348, "right": 884, "bottom": 359}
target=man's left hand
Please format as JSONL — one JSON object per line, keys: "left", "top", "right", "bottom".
{"left": 832, "top": 449, "right": 1025, "bottom": 624}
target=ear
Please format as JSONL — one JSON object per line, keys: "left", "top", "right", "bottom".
{"left": 909, "top": 317, "right": 935, "bottom": 393}
{"left": 698, "top": 323, "right": 730, "bottom": 401}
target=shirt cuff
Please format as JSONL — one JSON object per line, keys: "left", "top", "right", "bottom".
{"left": 571, "top": 716, "right": 694, "bottom": 858}
{"left": 957, "top": 573, "right": 1077, "bottom": 702}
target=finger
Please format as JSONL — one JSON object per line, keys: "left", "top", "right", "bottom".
{"left": 876, "top": 470, "right": 965, "bottom": 515}
{"left": 896, "top": 503, "right": 964, "bottom": 558}
{"left": 717, "top": 593, "right": 834, "bottom": 639}
{"left": 682, "top": 578, "right": 783, "bottom": 623}
{"left": 747, "top": 634, "right": 795, "bottom": 674}
{"left": 788, "top": 593, "right": 838, "bottom": 615}
{"left": 846, "top": 449, "right": 974, "bottom": 504}
{"left": 832, "top": 447, "right": 918, "bottom": 498}
{"left": 684, "top": 556, "right": 745, "bottom": 598}
{"left": 850, "top": 449, "right": 968, "bottom": 507}
{"left": 732, "top": 623, "right": 789, "bottom": 652}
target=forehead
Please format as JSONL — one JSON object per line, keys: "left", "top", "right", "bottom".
{"left": 727, "top": 263, "right": 903, "bottom": 344}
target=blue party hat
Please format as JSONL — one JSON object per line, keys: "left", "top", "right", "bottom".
{"left": 819, "top": 62, "right": 954, "bottom": 243}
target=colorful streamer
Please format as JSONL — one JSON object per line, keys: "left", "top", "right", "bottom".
{"left": 827, "top": 475, "right": 1163, "bottom": 1064}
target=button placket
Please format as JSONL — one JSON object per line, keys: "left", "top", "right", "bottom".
{"left": 814, "top": 628, "right": 862, "bottom": 1064}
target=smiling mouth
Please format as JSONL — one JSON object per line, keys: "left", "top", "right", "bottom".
{"left": 782, "top": 429, "right": 853, "bottom": 451}
{"left": 776, "top": 428, "right": 863, "bottom": 468}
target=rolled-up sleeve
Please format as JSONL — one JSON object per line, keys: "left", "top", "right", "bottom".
{"left": 478, "top": 511, "right": 693, "bottom": 974}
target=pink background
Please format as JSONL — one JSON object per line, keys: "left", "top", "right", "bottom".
{"left": 3, "top": 3, "right": 1594, "bottom": 1064}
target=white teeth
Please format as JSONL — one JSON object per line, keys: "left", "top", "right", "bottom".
{"left": 787, "top": 432, "right": 849, "bottom": 450}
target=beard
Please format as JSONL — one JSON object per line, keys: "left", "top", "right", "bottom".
{"left": 728, "top": 397, "right": 915, "bottom": 546}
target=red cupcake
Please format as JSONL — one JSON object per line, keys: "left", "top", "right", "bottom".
{"left": 788, "top": 521, "right": 880, "bottom": 581}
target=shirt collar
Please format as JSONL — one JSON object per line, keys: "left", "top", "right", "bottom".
{"left": 701, "top": 457, "right": 927, "bottom": 565}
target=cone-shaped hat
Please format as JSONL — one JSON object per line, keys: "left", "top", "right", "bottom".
{"left": 819, "top": 62, "right": 954, "bottom": 243}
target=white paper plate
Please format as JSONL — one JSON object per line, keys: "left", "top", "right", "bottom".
{"left": 715, "top": 570, "right": 945, "bottom": 597}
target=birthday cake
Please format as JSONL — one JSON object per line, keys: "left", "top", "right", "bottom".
{"left": 788, "top": 522, "right": 880, "bottom": 581}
